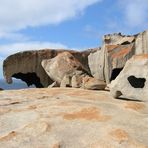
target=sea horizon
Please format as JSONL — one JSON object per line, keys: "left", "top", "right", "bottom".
{"left": 0, "top": 78, "right": 35, "bottom": 90}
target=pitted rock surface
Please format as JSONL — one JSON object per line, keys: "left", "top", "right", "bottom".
{"left": 0, "top": 88, "right": 148, "bottom": 148}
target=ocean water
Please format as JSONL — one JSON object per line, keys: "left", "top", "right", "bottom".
{"left": 0, "top": 79, "right": 35, "bottom": 90}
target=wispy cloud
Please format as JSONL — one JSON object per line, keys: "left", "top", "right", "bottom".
{"left": 0, "top": 41, "right": 68, "bottom": 57}
{"left": 0, "top": 32, "right": 30, "bottom": 41}
{"left": 119, "top": 0, "right": 148, "bottom": 27}
{"left": 0, "top": 0, "right": 101, "bottom": 38}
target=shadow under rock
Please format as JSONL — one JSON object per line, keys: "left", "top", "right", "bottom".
{"left": 116, "top": 96, "right": 142, "bottom": 102}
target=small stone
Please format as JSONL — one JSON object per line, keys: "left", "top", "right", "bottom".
{"left": 82, "top": 76, "right": 106, "bottom": 90}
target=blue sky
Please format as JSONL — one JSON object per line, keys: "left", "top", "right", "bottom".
{"left": 0, "top": 0, "right": 148, "bottom": 79}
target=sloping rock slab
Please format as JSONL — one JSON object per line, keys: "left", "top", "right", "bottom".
{"left": 0, "top": 88, "right": 148, "bottom": 148}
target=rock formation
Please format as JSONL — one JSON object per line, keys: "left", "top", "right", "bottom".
{"left": 103, "top": 33, "right": 135, "bottom": 45}
{"left": 41, "top": 51, "right": 89, "bottom": 85}
{"left": 89, "top": 43, "right": 135, "bottom": 83}
{"left": 0, "top": 88, "right": 148, "bottom": 147}
{"left": 88, "top": 30, "right": 148, "bottom": 84}
{"left": 1, "top": 30, "right": 148, "bottom": 147}
{"left": 110, "top": 54, "right": 148, "bottom": 101}
{"left": 42, "top": 52, "right": 106, "bottom": 90}
{"left": 3, "top": 30, "right": 148, "bottom": 90}
{"left": 3, "top": 49, "right": 90, "bottom": 88}
{"left": 135, "top": 30, "right": 148, "bottom": 54}
{"left": 82, "top": 76, "right": 106, "bottom": 90}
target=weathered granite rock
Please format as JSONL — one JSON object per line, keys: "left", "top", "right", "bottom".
{"left": 88, "top": 43, "right": 135, "bottom": 83}
{"left": 71, "top": 71, "right": 86, "bottom": 88}
{"left": 0, "top": 88, "right": 148, "bottom": 147}
{"left": 3, "top": 49, "right": 90, "bottom": 88}
{"left": 104, "top": 43, "right": 135, "bottom": 83}
{"left": 71, "top": 75, "right": 82, "bottom": 88}
{"left": 82, "top": 76, "right": 106, "bottom": 90}
{"left": 88, "top": 47, "right": 105, "bottom": 81}
{"left": 88, "top": 30, "right": 148, "bottom": 84}
{"left": 41, "top": 52, "right": 89, "bottom": 85}
{"left": 110, "top": 54, "right": 148, "bottom": 101}
{"left": 48, "top": 81, "right": 59, "bottom": 88}
{"left": 103, "top": 33, "right": 135, "bottom": 45}
{"left": 41, "top": 51, "right": 105, "bottom": 90}
{"left": 60, "top": 75, "right": 71, "bottom": 87}
{"left": 135, "top": 30, "right": 148, "bottom": 54}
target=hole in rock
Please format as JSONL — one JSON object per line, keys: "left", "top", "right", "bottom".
{"left": 12, "top": 72, "right": 43, "bottom": 88}
{"left": 121, "top": 41, "right": 130, "bottom": 45}
{"left": 110, "top": 68, "right": 123, "bottom": 81}
{"left": 127, "top": 75, "right": 146, "bottom": 88}
{"left": 1, "top": 78, "right": 34, "bottom": 90}
{"left": 66, "top": 84, "right": 71, "bottom": 87}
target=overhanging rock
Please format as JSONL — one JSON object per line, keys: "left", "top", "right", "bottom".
{"left": 3, "top": 49, "right": 90, "bottom": 88}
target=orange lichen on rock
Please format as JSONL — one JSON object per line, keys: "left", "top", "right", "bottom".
{"left": 125, "top": 102, "right": 145, "bottom": 111}
{"left": 109, "top": 129, "right": 129, "bottom": 143}
{"left": 106, "top": 45, "right": 119, "bottom": 52}
{"left": 0, "top": 131, "right": 17, "bottom": 141}
{"left": 133, "top": 54, "right": 148, "bottom": 60}
{"left": 52, "top": 143, "right": 61, "bottom": 148}
{"left": 112, "top": 46, "right": 132, "bottom": 58}
{"left": 63, "top": 107, "right": 111, "bottom": 121}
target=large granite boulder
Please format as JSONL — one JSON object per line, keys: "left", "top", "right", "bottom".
{"left": 82, "top": 76, "right": 106, "bottom": 90}
{"left": 42, "top": 52, "right": 106, "bottom": 90}
{"left": 135, "top": 30, "right": 148, "bottom": 54}
{"left": 41, "top": 52, "right": 89, "bottom": 84}
{"left": 88, "top": 30, "right": 148, "bottom": 84}
{"left": 88, "top": 47, "right": 105, "bottom": 81}
{"left": 104, "top": 43, "right": 135, "bottom": 84}
{"left": 110, "top": 54, "right": 148, "bottom": 101}
{"left": 88, "top": 43, "right": 135, "bottom": 84}
{"left": 0, "top": 88, "right": 148, "bottom": 147}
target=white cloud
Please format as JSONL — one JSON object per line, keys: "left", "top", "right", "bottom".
{"left": 0, "top": 41, "right": 68, "bottom": 57}
{"left": 119, "top": 0, "right": 148, "bottom": 27}
{"left": 0, "top": 0, "right": 101, "bottom": 37}
{"left": 0, "top": 32, "right": 30, "bottom": 41}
